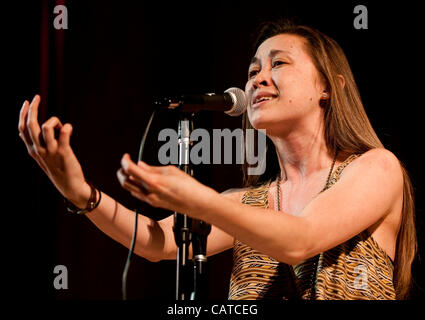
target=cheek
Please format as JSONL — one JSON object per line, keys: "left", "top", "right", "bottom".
{"left": 247, "top": 104, "right": 254, "bottom": 123}
{"left": 245, "top": 81, "right": 253, "bottom": 102}
{"left": 276, "top": 72, "right": 317, "bottom": 103}
{"left": 244, "top": 81, "right": 250, "bottom": 92}
{"left": 246, "top": 110, "right": 261, "bottom": 130}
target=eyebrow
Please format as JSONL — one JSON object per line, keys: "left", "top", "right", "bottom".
{"left": 249, "top": 49, "right": 292, "bottom": 66}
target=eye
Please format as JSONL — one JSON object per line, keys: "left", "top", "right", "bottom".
{"left": 248, "top": 69, "right": 259, "bottom": 79}
{"left": 272, "top": 60, "right": 287, "bottom": 68}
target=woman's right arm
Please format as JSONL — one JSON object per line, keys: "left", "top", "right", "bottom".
{"left": 18, "top": 94, "right": 239, "bottom": 262}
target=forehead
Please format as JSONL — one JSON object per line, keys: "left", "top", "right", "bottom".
{"left": 254, "top": 34, "right": 307, "bottom": 60}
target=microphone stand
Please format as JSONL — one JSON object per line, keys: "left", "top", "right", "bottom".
{"left": 172, "top": 113, "right": 211, "bottom": 300}
{"left": 190, "top": 218, "right": 211, "bottom": 300}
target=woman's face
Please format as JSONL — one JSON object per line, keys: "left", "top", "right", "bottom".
{"left": 245, "top": 34, "right": 326, "bottom": 134}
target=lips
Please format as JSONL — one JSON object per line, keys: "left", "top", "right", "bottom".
{"left": 252, "top": 92, "right": 278, "bottom": 108}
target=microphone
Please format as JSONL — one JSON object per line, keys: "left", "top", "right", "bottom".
{"left": 153, "top": 87, "right": 247, "bottom": 116}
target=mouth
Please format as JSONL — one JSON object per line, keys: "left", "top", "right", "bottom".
{"left": 252, "top": 95, "right": 278, "bottom": 108}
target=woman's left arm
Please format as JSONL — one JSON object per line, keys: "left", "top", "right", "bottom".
{"left": 119, "top": 148, "right": 403, "bottom": 265}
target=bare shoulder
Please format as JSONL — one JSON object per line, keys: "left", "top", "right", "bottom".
{"left": 341, "top": 148, "right": 404, "bottom": 199}
{"left": 221, "top": 187, "right": 249, "bottom": 203}
{"left": 352, "top": 148, "right": 403, "bottom": 181}
{"left": 354, "top": 149, "right": 405, "bottom": 257}
{"left": 358, "top": 148, "right": 402, "bottom": 168}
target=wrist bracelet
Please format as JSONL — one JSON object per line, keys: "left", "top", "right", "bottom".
{"left": 63, "top": 181, "right": 102, "bottom": 215}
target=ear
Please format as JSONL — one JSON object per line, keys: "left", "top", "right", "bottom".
{"left": 337, "top": 74, "right": 345, "bottom": 89}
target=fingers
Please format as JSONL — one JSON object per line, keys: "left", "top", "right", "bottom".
{"left": 26, "top": 95, "right": 43, "bottom": 148}
{"left": 117, "top": 168, "right": 149, "bottom": 194}
{"left": 122, "top": 155, "right": 156, "bottom": 191}
{"left": 19, "top": 95, "right": 75, "bottom": 170}
{"left": 123, "top": 153, "right": 172, "bottom": 174}
{"left": 116, "top": 167, "right": 158, "bottom": 205}
{"left": 121, "top": 154, "right": 154, "bottom": 186}
{"left": 58, "top": 123, "right": 73, "bottom": 148}
{"left": 118, "top": 155, "right": 189, "bottom": 209}
{"left": 119, "top": 153, "right": 172, "bottom": 195}
{"left": 41, "top": 116, "right": 63, "bottom": 153}
{"left": 18, "top": 100, "right": 32, "bottom": 146}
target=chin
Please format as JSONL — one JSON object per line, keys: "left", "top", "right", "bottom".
{"left": 248, "top": 114, "right": 293, "bottom": 137}
{"left": 248, "top": 102, "right": 284, "bottom": 129}
{"left": 248, "top": 117, "right": 276, "bottom": 133}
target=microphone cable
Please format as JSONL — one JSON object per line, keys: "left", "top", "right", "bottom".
{"left": 122, "top": 109, "right": 156, "bottom": 300}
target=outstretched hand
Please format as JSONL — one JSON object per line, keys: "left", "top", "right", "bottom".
{"left": 18, "top": 94, "right": 90, "bottom": 206}
{"left": 117, "top": 154, "right": 218, "bottom": 217}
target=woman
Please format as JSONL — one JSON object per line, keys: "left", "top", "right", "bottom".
{"left": 18, "top": 20, "right": 416, "bottom": 300}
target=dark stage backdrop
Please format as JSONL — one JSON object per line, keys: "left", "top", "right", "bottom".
{"left": 7, "top": 0, "right": 425, "bottom": 301}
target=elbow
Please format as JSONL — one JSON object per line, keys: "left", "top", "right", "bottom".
{"left": 276, "top": 219, "right": 314, "bottom": 266}
{"left": 281, "top": 249, "right": 308, "bottom": 266}
{"left": 139, "top": 246, "right": 178, "bottom": 262}
{"left": 134, "top": 248, "right": 164, "bottom": 263}
{"left": 286, "top": 241, "right": 320, "bottom": 266}
{"left": 270, "top": 242, "right": 310, "bottom": 266}
{"left": 145, "top": 256, "right": 162, "bottom": 263}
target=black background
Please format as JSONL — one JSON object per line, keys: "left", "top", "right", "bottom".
{"left": 4, "top": 0, "right": 425, "bottom": 304}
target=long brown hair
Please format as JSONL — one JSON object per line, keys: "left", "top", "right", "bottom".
{"left": 242, "top": 20, "right": 417, "bottom": 299}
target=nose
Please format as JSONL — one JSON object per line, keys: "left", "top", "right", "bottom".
{"left": 252, "top": 68, "right": 272, "bottom": 89}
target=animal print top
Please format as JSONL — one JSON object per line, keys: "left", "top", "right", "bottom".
{"left": 228, "top": 154, "right": 396, "bottom": 300}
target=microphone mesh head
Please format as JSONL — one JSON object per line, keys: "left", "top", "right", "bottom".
{"left": 224, "top": 87, "right": 248, "bottom": 116}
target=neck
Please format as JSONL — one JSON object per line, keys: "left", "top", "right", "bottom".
{"left": 269, "top": 124, "right": 335, "bottom": 184}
